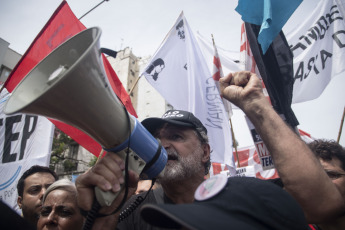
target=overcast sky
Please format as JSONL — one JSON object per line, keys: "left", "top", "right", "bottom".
{"left": 0, "top": 0, "right": 344, "bottom": 147}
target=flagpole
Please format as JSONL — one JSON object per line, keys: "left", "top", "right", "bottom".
{"left": 229, "top": 118, "right": 240, "bottom": 167}
{"left": 212, "top": 34, "right": 240, "bottom": 168}
{"left": 0, "top": 84, "right": 5, "bottom": 94}
{"left": 128, "top": 76, "right": 141, "bottom": 95}
{"left": 78, "top": 0, "right": 109, "bottom": 20}
{"left": 96, "top": 149, "right": 105, "bottom": 163}
{"left": 337, "top": 106, "right": 345, "bottom": 143}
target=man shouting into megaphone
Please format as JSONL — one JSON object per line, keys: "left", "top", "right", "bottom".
{"left": 76, "top": 109, "right": 211, "bottom": 229}
{"left": 76, "top": 71, "right": 344, "bottom": 230}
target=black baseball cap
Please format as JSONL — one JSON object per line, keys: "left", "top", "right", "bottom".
{"left": 141, "top": 110, "right": 207, "bottom": 136}
{"left": 140, "top": 175, "right": 308, "bottom": 230}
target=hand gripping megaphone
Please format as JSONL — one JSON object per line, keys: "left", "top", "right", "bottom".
{"left": 4, "top": 27, "right": 167, "bottom": 207}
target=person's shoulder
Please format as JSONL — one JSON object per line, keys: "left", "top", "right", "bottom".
{"left": 228, "top": 176, "right": 285, "bottom": 191}
{"left": 118, "top": 190, "right": 157, "bottom": 221}
{"left": 123, "top": 191, "right": 156, "bottom": 211}
{"left": 117, "top": 190, "right": 158, "bottom": 229}
{"left": 0, "top": 201, "right": 35, "bottom": 230}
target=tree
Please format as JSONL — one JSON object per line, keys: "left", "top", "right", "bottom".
{"left": 50, "top": 128, "right": 72, "bottom": 171}
{"left": 50, "top": 128, "right": 98, "bottom": 175}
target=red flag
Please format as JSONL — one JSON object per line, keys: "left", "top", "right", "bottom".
{"left": 212, "top": 48, "right": 223, "bottom": 81}
{"left": 298, "top": 129, "right": 315, "bottom": 143}
{"left": 210, "top": 162, "right": 229, "bottom": 177}
{"left": 4, "top": 1, "right": 137, "bottom": 156}
{"left": 240, "top": 22, "right": 271, "bottom": 104}
{"left": 211, "top": 37, "right": 233, "bottom": 117}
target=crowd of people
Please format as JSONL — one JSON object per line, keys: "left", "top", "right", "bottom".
{"left": 4, "top": 71, "right": 345, "bottom": 230}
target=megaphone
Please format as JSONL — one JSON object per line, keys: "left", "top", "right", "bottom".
{"left": 4, "top": 27, "right": 167, "bottom": 206}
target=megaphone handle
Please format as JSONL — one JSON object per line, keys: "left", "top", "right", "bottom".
{"left": 83, "top": 151, "right": 128, "bottom": 230}
{"left": 94, "top": 150, "right": 145, "bottom": 207}
{"left": 95, "top": 186, "right": 123, "bottom": 207}
{"left": 100, "top": 48, "right": 117, "bottom": 59}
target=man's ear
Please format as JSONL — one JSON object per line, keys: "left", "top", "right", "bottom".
{"left": 202, "top": 144, "right": 211, "bottom": 163}
{"left": 17, "top": 196, "right": 23, "bottom": 209}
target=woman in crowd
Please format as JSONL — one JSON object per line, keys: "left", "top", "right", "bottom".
{"left": 37, "top": 179, "right": 84, "bottom": 230}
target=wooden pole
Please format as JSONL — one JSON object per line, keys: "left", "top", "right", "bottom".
{"left": 337, "top": 106, "right": 345, "bottom": 143}
{"left": 96, "top": 149, "right": 105, "bottom": 164}
{"left": 0, "top": 84, "right": 6, "bottom": 94}
{"left": 78, "top": 0, "right": 109, "bottom": 20}
{"left": 128, "top": 76, "right": 141, "bottom": 96}
{"left": 229, "top": 118, "right": 240, "bottom": 167}
{"left": 212, "top": 33, "right": 240, "bottom": 167}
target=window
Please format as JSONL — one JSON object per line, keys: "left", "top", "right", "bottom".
{"left": 0, "top": 66, "right": 11, "bottom": 83}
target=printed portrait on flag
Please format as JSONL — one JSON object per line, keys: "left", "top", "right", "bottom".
{"left": 145, "top": 58, "right": 165, "bottom": 81}
{"left": 176, "top": 20, "right": 185, "bottom": 41}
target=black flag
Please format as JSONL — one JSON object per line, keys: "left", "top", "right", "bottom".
{"left": 245, "top": 22, "right": 299, "bottom": 128}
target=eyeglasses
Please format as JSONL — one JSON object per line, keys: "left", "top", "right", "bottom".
{"left": 325, "top": 171, "right": 345, "bottom": 180}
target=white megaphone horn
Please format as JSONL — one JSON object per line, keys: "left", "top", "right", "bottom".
{"left": 4, "top": 27, "right": 167, "bottom": 206}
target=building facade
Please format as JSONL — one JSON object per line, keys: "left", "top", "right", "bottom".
{"left": 0, "top": 38, "right": 21, "bottom": 84}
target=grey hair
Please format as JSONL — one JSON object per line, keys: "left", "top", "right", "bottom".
{"left": 195, "top": 129, "right": 209, "bottom": 144}
{"left": 193, "top": 129, "right": 211, "bottom": 175}
{"left": 42, "top": 179, "right": 77, "bottom": 204}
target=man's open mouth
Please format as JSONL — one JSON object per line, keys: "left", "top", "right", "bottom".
{"left": 168, "top": 155, "right": 178, "bottom": 161}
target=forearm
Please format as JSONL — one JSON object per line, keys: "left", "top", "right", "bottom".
{"left": 243, "top": 100, "right": 345, "bottom": 222}
{"left": 220, "top": 71, "right": 345, "bottom": 222}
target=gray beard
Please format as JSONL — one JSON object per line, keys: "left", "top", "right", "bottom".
{"left": 159, "top": 146, "right": 204, "bottom": 184}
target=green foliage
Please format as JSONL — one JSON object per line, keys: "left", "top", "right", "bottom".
{"left": 63, "top": 159, "right": 77, "bottom": 172}
{"left": 88, "top": 156, "right": 98, "bottom": 167}
{"left": 52, "top": 132, "right": 73, "bottom": 154}
{"left": 50, "top": 128, "right": 91, "bottom": 174}
{"left": 50, "top": 129, "right": 73, "bottom": 170}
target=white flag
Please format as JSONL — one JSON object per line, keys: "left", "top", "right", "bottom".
{"left": 141, "top": 12, "right": 235, "bottom": 170}
{"left": 0, "top": 87, "right": 54, "bottom": 212}
{"left": 197, "top": 32, "right": 242, "bottom": 112}
{"left": 196, "top": 31, "right": 242, "bottom": 74}
{"left": 287, "top": 0, "right": 345, "bottom": 103}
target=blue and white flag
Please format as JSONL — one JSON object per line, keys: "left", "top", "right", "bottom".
{"left": 141, "top": 12, "right": 235, "bottom": 171}
{"left": 0, "top": 87, "right": 54, "bottom": 212}
{"left": 236, "top": 0, "right": 302, "bottom": 54}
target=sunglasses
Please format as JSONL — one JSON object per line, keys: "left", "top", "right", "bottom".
{"left": 325, "top": 170, "right": 345, "bottom": 180}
